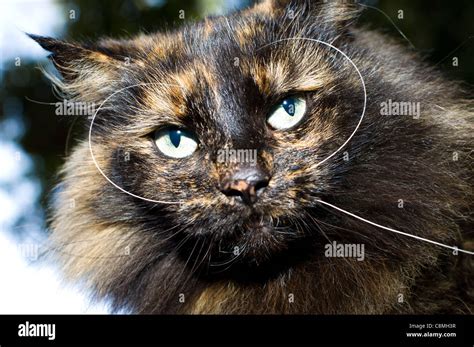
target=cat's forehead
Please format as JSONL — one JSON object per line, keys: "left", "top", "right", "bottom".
{"left": 134, "top": 14, "right": 335, "bottom": 117}
{"left": 146, "top": 14, "right": 274, "bottom": 75}
{"left": 158, "top": 2, "right": 279, "bottom": 55}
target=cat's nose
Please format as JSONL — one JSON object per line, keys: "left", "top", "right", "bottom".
{"left": 219, "top": 168, "right": 270, "bottom": 205}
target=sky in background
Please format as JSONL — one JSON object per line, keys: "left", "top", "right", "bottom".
{"left": 0, "top": 0, "right": 63, "bottom": 233}
{"left": 0, "top": 0, "right": 111, "bottom": 313}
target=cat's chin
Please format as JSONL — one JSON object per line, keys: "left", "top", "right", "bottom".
{"left": 172, "top": 210, "right": 315, "bottom": 279}
{"left": 203, "top": 214, "right": 310, "bottom": 272}
{"left": 197, "top": 216, "right": 316, "bottom": 281}
{"left": 239, "top": 218, "right": 290, "bottom": 259}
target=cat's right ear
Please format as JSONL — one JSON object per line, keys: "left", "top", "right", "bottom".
{"left": 28, "top": 34, "right": 131, "bottom": 102}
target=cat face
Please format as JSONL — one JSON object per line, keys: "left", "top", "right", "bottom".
{"left": 94, "top": 3, "right": 365, "bottom": 268}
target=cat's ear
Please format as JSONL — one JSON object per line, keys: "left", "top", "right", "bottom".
{"left": 28, "top": 34, "right": 133, "bottom": 102}
{"left": 253, "top": 0, "right": 361, "bottom": 32}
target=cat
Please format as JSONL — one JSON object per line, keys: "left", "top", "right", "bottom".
{"left": 31, "top": 0, "right": 473, "bottom": 314}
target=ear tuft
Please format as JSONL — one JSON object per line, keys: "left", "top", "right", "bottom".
{"left": 28, "top": 33, "right": 128, "bottom": 102}
{"left": 27, "top": 33, "right": 71, "bottom": 54}
{"left": 29, "top": 33, "right": 108, "bottom": 80}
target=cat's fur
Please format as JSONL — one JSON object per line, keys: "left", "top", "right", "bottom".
{"left": 32, "top": 0, "right": 473, "bottom": 314}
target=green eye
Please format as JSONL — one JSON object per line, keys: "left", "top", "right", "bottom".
{"left": 154, "top": 127, "right": 198, "bottom": 158}
{"left": 267, "top": 97, "right": 307, "bottom": 130}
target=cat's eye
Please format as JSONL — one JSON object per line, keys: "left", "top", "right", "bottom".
{"left": 267, "top": 97, "right": 306, "bottom": 130}
{"left": 153, "top": 127, "right": 198, "bottom": 158}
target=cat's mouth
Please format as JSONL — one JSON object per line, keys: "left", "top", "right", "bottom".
{"left": 173, "top": 208, "right": 315, "bottom": 277}
{"left": 195, "top": 212, "right": 316, "bottom": 280}
{"left": 242, "top": 215, "right": 273, "bottom": 233}
{"left": 215, "top": 213, "right": 300, "bottom": 265}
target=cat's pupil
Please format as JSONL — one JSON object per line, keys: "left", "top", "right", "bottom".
{"left": 169, "top": 129, "right": 182, "bottom": 148}
{"left": 282, "top": 98, "right": 296, "bottom": 116}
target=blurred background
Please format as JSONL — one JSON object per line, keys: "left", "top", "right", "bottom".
{"left": 0, "top": 0, "right": 473, "bottom": 312}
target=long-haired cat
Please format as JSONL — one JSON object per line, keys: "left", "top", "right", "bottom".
{"left": 31, "top": 0, "right": 473, "bottom": 314}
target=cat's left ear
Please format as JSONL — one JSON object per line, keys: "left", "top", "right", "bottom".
{"left": 252, "top": 0, "right": 361, "bottom": 33}
{"left": 28, "top": 34, "right": 135, "bottom": 103}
